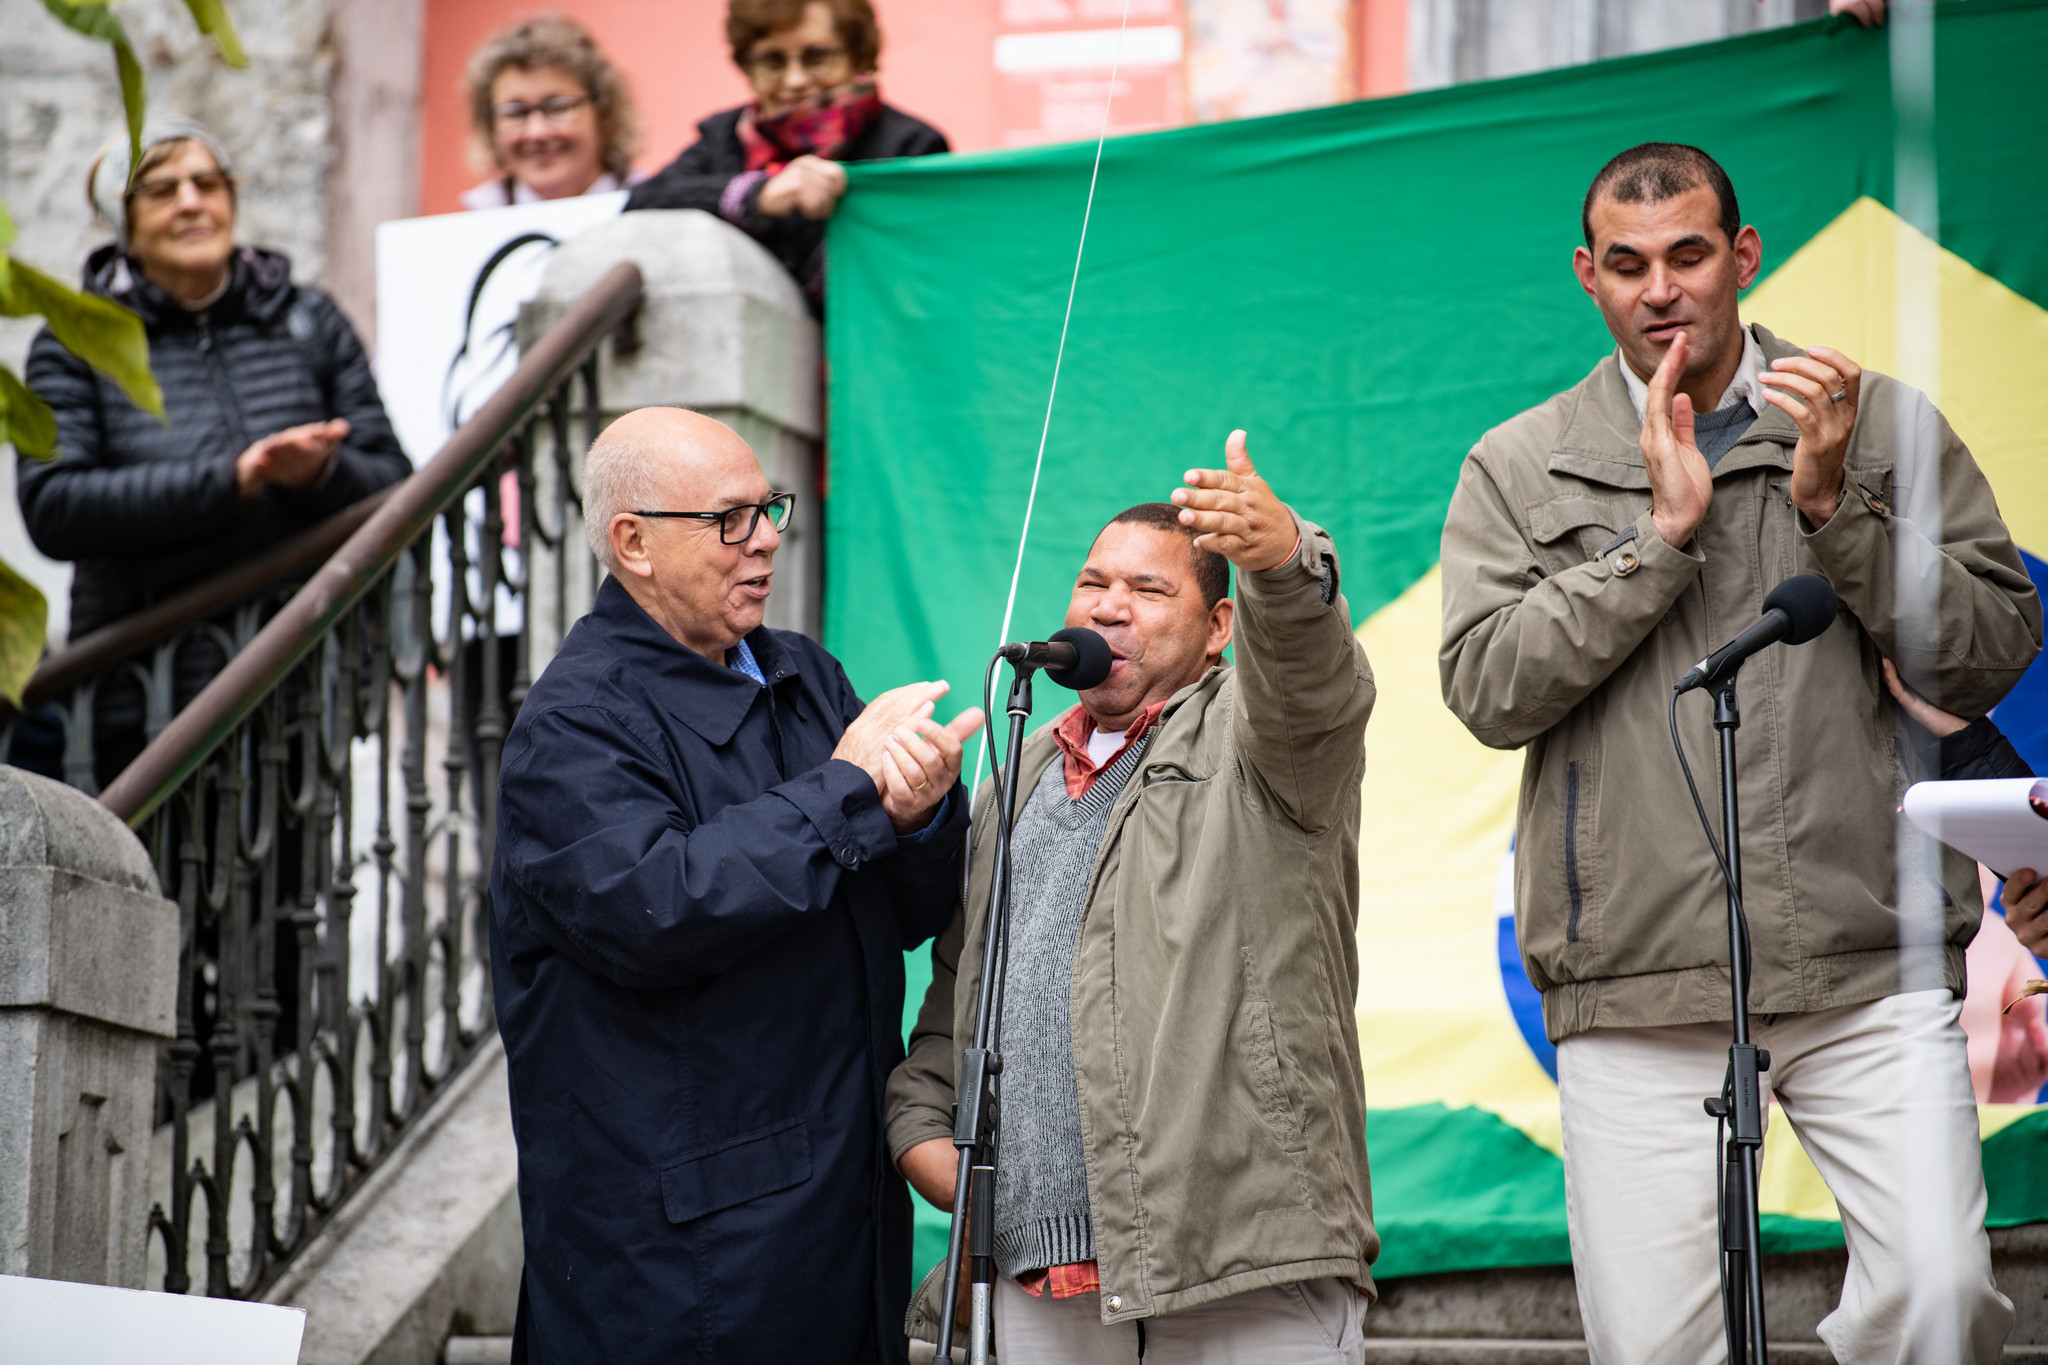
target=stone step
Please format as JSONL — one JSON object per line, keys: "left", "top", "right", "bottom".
{"left": 1357, "top": 1345, "right": 2048, "bottom": 1363}
{"left": 443, "top": 1337, "right": 512, "bottom": 1365}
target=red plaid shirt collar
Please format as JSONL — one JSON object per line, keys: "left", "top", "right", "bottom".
{"left": 1050, "top": 700, "right": 1168, "bottom": 800}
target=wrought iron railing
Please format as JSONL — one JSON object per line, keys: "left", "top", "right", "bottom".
{"left": 60, "top": 261, "right": 642, "bottom": 1298}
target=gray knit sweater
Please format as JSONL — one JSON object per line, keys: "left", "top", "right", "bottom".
{"left": 990, "top": 737, "right": 1147, "bottom": 1278}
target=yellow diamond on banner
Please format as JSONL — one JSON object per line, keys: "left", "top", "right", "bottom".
{"left": 1745, "top": 195, "right": 2048, "bottom": 550}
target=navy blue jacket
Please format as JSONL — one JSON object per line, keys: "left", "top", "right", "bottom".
{"left": 490, "top": 577, "right": 965, "bottom": 1364}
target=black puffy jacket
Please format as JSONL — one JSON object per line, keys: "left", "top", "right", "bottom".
{"left": 624, "top": 103, "right": 947, "bottom": 310}
{"left": 19, "top": 244, "right": 410, "bottom": 639}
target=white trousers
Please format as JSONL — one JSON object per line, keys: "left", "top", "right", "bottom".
{"left": 1556, "top": 989, "right": 2013, "bottom": 1364}
{"left": 992, "top": 1276, "right": 1365, "bottom": 1364}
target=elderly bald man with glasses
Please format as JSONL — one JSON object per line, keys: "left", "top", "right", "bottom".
{"left": 490, "top": 407, "right": 982, "bottom": 1364}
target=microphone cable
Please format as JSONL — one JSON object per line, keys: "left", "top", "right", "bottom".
{"left": 1669, "top": 685, "right": 1753, "bottom": 1356}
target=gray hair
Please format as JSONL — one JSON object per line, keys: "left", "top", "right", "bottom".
{"left": 582, "top": 427, "right": 667, "bottom": 574}
{"left": 88, "top": 120, "right": 236, "bottom": 249}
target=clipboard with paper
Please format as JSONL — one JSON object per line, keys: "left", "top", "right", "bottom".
{"left": 1901, "top": 778, "right": 2048, "bottom": 880}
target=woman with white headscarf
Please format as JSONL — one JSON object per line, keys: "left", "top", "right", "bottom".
{"left": 16, "top": 121, "right": 409, "bottom": 783}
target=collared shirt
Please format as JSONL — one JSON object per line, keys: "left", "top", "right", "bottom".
{"left": 729, "top": 637, "right": 767, "bottom": 686}
{"left": 1050, "top": 699, "right": 1169, "bottom": 800}
{"left": 1617, "top": 322, "right": 1767, "bottom": 423}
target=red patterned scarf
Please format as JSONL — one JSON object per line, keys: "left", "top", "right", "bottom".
{"left": 737, "top": 77, "right": 882, "bottom": 175}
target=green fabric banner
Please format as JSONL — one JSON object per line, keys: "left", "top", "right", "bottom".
{"left": 825, "top": 0, "right": 2048, "bottom": 1282}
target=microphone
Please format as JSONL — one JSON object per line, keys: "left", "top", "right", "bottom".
{"left": 1676, "top": 574, "right": 1838, "bottom": 695}
{"left": 998, "top": 627, "right": 1113, "bottom": 690}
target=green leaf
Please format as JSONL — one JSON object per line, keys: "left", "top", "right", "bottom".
{"left": 0, "top": 553, "right": 50, "bottom": 711}
{"left": 40, "top": 2, "right": 145, "bottom": 172}
{"left": 0, "top": 197, "right": 15, "bottom": 253}
{"left": 0, "top": 256, "right": 163, "bottom": 418}
{"left": 179, "top": 0, "right": 246, "bottom": 67}
{"left": 0, "top": 365, "right": 60, "bottom": 460}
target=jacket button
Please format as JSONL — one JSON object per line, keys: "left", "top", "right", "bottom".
{"left": 1865, "top": 493, "right": 1889, "bottom": 517}
{"left": 1611, "top": 550, "right": 1640, "bottom": 577}
{"left": 1105, "top": 1294, "right": 1123, "bottom": 1312}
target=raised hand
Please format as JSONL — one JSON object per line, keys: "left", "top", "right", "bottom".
{"left": 1759, "top": 345, "right": 1860, "bottom": 528}
{"left": 1641, "top": 332, "right": 1713, "bottom": 548}
{"left": 1170, "top": 430, "right": 1297, "bottom": 573}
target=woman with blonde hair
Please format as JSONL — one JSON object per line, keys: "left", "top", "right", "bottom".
{"left": 460, "top": 13, "right": 641, "bottom": 209}
{"left": 626, "top": 0, "right": 948, "bottom": 310}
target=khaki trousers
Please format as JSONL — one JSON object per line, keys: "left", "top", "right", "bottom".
{"left": 1556, "top": 989, "right": 2013, "bottom": 1363}
{"left": 992, "top": 1276, "right": 1365, "bottom": 1364}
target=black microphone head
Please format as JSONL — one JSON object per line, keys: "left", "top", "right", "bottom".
{"left": 1764, "top": 574, "right": 1839, "bottom": 646}
{"left": 1044, "top": 627, "right": 1113, "bottom": 691}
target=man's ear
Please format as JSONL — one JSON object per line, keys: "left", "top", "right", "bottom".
{"left": 609, "top": 514, "right": 656, "bottom": 580}
{"left": 1733, "top": 224, "right": 1763, "bottom": 292}
{"left": 1206, "top": 598, "right": 1235, "bottom": 663}
{"left": 1572, "top": 245, "right": 1599, "bottom": 300}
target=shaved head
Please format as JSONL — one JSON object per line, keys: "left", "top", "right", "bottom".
{"left": 584, "top": 407, "right": 759, "bottom": 570}
{"left": 585, "top": 407, "right": 785, "bottom": 658}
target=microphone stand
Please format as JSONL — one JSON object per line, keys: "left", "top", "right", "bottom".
{"left": 1701, "top": 675, "right": 1770, "bottom": 1365}
{"left": 936, "top": 658, "right": 1036, "bottom": 1365}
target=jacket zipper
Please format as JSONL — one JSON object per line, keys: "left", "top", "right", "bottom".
{"left": 195, "top": 312, "right": 253, "bottom": 453}
{"left": 1564, "top": 760, "right": 1585, "bottom": 942}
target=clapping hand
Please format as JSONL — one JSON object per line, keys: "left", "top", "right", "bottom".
{"left": 1758, "top": 346, "right": 1860, "bottom": 528}
{"left": 237, "top": 419, "right": 348, "bottom": 498}
{"left": 1640, "top": 332, "right": 1713, "bottom": 549}
{"left": 832, "top": 681, "right": 985, "bottom": 833}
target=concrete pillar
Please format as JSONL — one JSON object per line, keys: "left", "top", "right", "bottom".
{"left": 0, "top": 765, "right": 179, "bottom": 1288}
{"left": 515, "top": 209, "right": 824, "bottom": 664}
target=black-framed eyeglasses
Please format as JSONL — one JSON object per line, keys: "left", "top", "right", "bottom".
{"left": 633, "top": 493, "right": 795, "bottom": 545}
{"left": 742, "top": 44, "right": 849, "bottom": 79}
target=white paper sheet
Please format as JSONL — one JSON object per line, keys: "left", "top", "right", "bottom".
{"left": 1901, "top": 778, "right": 2048, "bottom": 876}
{"left": 0, "top": 1273, "right": 304, "bottom": 1364}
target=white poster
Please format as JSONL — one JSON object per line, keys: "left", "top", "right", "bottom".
{"left": 373, "top": 192, "right": 628, "bottom": 464}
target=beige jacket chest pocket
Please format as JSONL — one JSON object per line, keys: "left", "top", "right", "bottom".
{"left": 1526, "top": 493, "right": 1650, "bottom": 576}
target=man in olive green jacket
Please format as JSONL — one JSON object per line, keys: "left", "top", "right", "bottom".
{"left": 1440, "top": 143, "right": 2040, "bottom": 1362}
{"left": 887, "top": 434, "right": 1377, "bottom": 1357}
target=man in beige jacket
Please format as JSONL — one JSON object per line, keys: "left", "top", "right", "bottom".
{"left": 888, "top": 433, "right": 1377, "bottom": 1360}
{"left": 1439, "top": 142, "right": 2041, "bottom": 1362}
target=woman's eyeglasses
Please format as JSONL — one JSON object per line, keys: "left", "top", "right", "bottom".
{"left": 493, "top": 94, "right": 591, "bottom": 128}
{"left": 742, "top": 45, "right": 849, "bottom": 80}
{"left": 129, "top": 170, "right": 233, "bottom": 206}
{"left": 632, "top": 494, "right": 796, "bottom": 545}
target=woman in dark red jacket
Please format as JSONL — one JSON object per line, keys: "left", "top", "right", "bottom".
{"left": 625, "top": 0, "right": 947, "bottom": 311}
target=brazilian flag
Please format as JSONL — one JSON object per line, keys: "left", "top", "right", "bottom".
{"left": 824, "top": 0, "right": 2048, "bottom": 1282}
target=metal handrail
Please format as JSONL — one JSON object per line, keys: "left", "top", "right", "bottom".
{"left": 100, "top": 261, "right": 643, "bottom": 824}
{"left": 10, "top": 488, "right": 394, "bottom": 716}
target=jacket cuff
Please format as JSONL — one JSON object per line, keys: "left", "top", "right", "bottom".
{"left": 896, "top": 782, "right": 968, "bottom": 847}
{"left": 770, "top": 758, "right": 896, "bottom": 870}
{"left": 1797, "top": 475, "right": 1885, "bottom": 556}
{"left": 1238, "top": 507, "right": 1338, "bottom": 609}
{"left": 887, "top": 1108, "right": 957, "bottom": 1166}
{"left": 1621, "top": 507, "right": 1704, "bottom": 589}
{"left": 720, "top": 171, "right": 767, "bottom": 227}
{"left": 1929, "top": 715, "right": 2024, "bottom": 778}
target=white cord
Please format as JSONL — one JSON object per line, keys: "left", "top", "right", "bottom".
{"left": 971, "top": 0, "right": 1132, "bottom": 794}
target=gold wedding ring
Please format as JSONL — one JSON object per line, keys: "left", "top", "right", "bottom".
{"left": 912, "top": 780, "right": 929, "bottom": 791}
